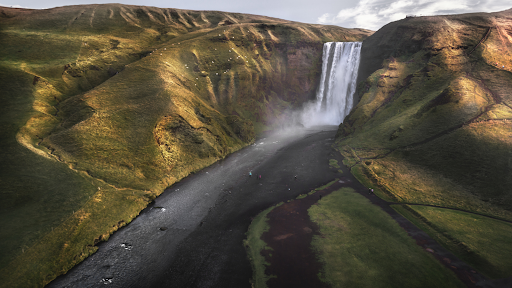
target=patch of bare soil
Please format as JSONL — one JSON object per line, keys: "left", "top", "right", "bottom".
{"left": 261, "top": 180, "right": 347, "bottom": 288}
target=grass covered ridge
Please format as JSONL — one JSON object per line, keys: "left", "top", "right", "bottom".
{"left": 244, "top": 204, "right": 279, "bottom": 288}
{"left": 394, "top": 205, "right": 512, "bottom": 279}
{"left": 336, "top": 9, "right": 512, "bottom": 279}
{"left": 0, "top": 4, "right": 372, "bottom": 287}
{"left": 338, "top": 10, "right": 512, "bottom": 215}
{"left": 309, "top": 188, "right": 464, "bottom": 288}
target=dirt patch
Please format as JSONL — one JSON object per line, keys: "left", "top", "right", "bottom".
{"left": 261, "top": 180, "right": 347, "bottom": 288}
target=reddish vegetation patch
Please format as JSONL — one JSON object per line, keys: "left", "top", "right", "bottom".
{"left": 261, "top": 180, "right": 346, "bottom": 288}
{"left": 260, "top": 173, "right": 495, "bottom": 288}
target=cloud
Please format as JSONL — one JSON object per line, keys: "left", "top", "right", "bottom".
{"left": 0, "top": 3, "right": 32, "bottom": 8}
{"left": 0, "top": 3, "right": 20, "bottom": 7}
{"left": 317, "top": 13, "right": 332, "bottom": 24}
{"left": 318, "top": 0, "right": 512, "bottom": 30}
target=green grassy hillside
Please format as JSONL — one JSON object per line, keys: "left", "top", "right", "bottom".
{"left": 0, "top": 4, "right": 371, "bottom": 287}
{"left": 336, "top": 9, "right": 512, "bottom": 278}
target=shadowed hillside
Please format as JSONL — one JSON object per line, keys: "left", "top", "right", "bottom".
{"left": 337, "top": 9, "right": 512, "bottom": 279}
{"left": 0, "top": 4, "right": 371, "bottom": 287}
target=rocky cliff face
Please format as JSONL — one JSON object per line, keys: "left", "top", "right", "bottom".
{"left": 0, "top": 5, "right": 371, "bottom": 286}
{"left": 1, "top": 4, "right": 371, "bottom": 191}
{"left": 338, "top": 9, "right": 512, "bottom": 218}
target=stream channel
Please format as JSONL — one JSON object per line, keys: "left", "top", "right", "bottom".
{"left": 48, "top": 125, "right": 344, "bottom": 288}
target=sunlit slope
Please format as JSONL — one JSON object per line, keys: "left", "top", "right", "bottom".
{"left": 0, "top": 4, "right": 371, "bottom": 287}
{"left": 338, "top": 10, "right": 512, "bottom": 221}
{"left": 3, "top": 4, "right": 371, "bottom": 191}
{"left": 336, "top": 10, "right": 512, "bottom": 278}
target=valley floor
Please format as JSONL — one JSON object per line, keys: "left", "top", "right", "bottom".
{"left": 247, "top": 159, "right": 512, "bottom": 288}
{"left": 47, "top": 125, "right": 341, "bottom": 287}
{"left": 46, "top": 124, "right": 512, "bottom": 288}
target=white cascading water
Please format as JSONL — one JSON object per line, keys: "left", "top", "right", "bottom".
{"left": 301, "top": 42, "right": 362, "bottom": 127}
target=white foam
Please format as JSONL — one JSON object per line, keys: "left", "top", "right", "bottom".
{"left": 301, "top": 42, "right": 362, "bottom": 127}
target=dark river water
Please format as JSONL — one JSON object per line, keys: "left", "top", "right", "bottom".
{"left": 48, "top": 125, "right": 342, "bottom": 288}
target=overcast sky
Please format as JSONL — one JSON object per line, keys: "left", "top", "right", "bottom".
{"left": 1, "top": 0, "right": 510, "bottom": 30}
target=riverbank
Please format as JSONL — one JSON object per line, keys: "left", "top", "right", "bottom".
{"left": 48, "top": 126, "right": 342, "bottom": 287}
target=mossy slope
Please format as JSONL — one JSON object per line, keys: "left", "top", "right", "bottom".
{"left": 0, "top": 4, "right": 371, "bottom": 287}
{"left": 336, "top": 9, "right": 512, "bottom": 278}
{"left": 338, "top": 9, "right": 512, "bottom": 217}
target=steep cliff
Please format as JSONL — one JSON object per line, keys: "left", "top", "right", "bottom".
{"left": 0, "top": 4, "right": 371, "bottom": 287}
{"left": 3, "top": 4, "right": 371, "bottom": 190}
{"left": 336, "top": 9, "right": 512, "bottom": 278}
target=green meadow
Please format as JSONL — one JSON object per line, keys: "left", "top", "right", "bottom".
{"left": 309, "top": 188, "right": 464, "bottom": 288}
{"left": 394, "top": 205, "right": 512, "bottom": 279}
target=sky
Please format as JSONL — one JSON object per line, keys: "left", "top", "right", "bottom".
{"left": 1, "top": 0, "right": 510, "bottom": 30}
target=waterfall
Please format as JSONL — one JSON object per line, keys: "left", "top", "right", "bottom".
{"left": 301, "top": 42, "right": 362, "bottom": 127}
